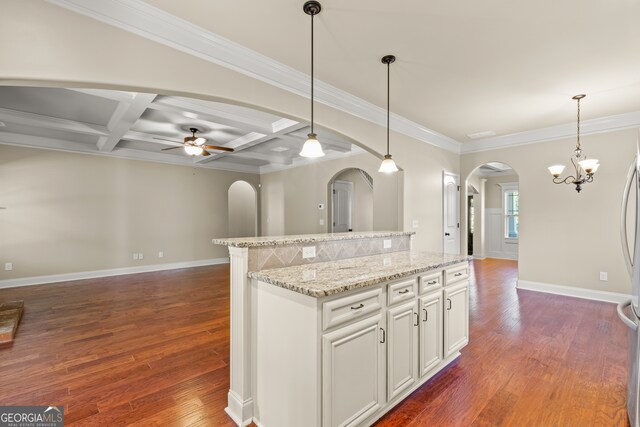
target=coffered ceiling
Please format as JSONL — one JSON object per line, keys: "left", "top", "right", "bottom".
{"left": 0, "top": 86, "right": 361, "bottom": 173}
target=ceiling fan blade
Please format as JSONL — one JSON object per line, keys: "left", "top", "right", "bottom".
{"left": 203, "top": 145, "right": 234, "bottom": 152}
{"left": 161, "top": 146, "right": 183, "bottom": 151}
{"left": 201, "top": 149, "right": 211, "bottom": 156}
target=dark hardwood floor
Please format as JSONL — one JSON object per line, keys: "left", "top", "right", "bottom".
{"left": 0, "top": 258, "right": 630, "bottom": 426}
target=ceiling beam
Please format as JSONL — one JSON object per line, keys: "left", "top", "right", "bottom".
{"left": 148, "top": 97, "right": 274, "bottom": 134}
{"left": 97, "top": 92, "right": 157, "bottom": 152}
{"left": 229, "top": 151, "right": 292, "bottom": 165}
{"left": 0, "top": 107, "right": 109, "bottom": 137}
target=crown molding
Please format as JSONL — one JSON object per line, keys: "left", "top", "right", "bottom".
{"left": 461, "top": 111, "right": 640, "bottom": 154}
{"left": 46, "top": 0, "right": 461, "bottom": 154}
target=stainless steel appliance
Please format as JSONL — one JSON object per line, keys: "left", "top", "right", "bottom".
{"left": 619, "top": 143, "right": 640, "bottom": 427}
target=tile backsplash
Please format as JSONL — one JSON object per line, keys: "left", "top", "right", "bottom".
{"left": 247, "top": 235, "right": 411, "bottom": 271}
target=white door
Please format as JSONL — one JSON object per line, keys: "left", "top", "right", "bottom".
{"left": 387, "top": 300, "right": 418, "bottom": 400}
{"left": 443, "top": 282, "right": 469, "bottom": 358}
{"left": 443, "top": 171, "right": 460, "bottom": 254}
{"left": 332, "top": 180, "right": 353, "bottom": 233}
{"left": 322, "top": 314, "right": 385, "bottom": 427}
{"left": 419, "top": 291, "right": 443, "bottom": 377}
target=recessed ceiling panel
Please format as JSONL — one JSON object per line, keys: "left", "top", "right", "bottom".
{"left": 0, "top": 87, "right": 119, "bottom": 126}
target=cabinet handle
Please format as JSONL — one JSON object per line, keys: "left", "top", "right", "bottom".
{"left": 423, "top": 308, "right": 428, "bottom": 322}
{"left": 447, "top": 298, "right": 452, "bottom": 310}
{"left": 350, "top": 303, "right": 364, "bottom": 310}
{"left": 427, "top": 280, "right": 437, "bottom": 285}
{"left": 380, "top": 327, "right": 386, "bottom": 343}
{"left": 414, "top": 312, "right": 419, "bottom": 326}
{"left": 398, "top": 289, "right": 410, "bottom": 294}
{"left": 454, "top": 272, "right": 463, "bottom": 277}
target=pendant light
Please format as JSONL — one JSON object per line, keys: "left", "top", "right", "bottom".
{"left": 547, "top": 94, "right": 600, "bottom": 193}
{"left": 379, "top": 55, "right": 399, "bottom": 173}
{"left": 300, "top": 1, "right": 325, "bottom": 158}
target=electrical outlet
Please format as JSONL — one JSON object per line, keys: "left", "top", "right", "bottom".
{"left": 139, "top": 253, "right": 144, "bottom": 260}
{"left": 600, "top": 272, "right": 608, "bottom": 281}
{"left": 133, "top": 253, "right": 139, "bottom": 260}
{"left": 4, "top": 262, "right": 13, "bottom": 271}
{"left": 302, "top": 246, "right": 316, "bottom": 259}
{"left": 158, "top": 251, "right": 164, "bottom": 258}
{"left": 412, "top": 220, "right": 419, "bottom": 228}
{"left": 319, "top": 219, "right": 325, "bottom": 225}
{"left": 383, "top": 239, "right": 392, "bottom": 249}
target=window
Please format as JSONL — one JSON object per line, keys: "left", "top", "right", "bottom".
{"left": 500, "top": 183, "right": 519, "bottom": 239}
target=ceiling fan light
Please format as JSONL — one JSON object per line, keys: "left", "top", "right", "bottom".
{"left": 184, "top": 145, "right": 204, "bottom": 156}
{"left": 300, "top": 133, "right": 325, "bottom": 158}
{"left": 547, "top": 164, "right": 565, "bottom": 177}
{"left": 379, "top": 155, "right": 399, "bottom": 173}
{"left": 194, "top": 137, "right": 207, "bottom": 146}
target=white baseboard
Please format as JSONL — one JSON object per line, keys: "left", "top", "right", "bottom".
{"left": 485, "top": 252, "right": 518, "bottom": 261}
{"left": 517, "top": 279, "right": 630, "bottom": 304}
{"left": 0, "top": 258, "right": 229, "bottom": 290}
{"left": 473, "top": 255, "right": 486, "bottom": 260}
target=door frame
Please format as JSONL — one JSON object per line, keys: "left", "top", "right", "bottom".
{"left": 331, "top": 180, "right": 354, "bottom": 233}
{"left": 442, "top": 171, "right": 460, "bottom": 254}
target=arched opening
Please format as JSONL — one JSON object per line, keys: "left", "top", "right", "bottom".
{"left": 228, "top": 180, "right": 257, "bottom": 238}
{"left": 465, "top": 162, "right": 519, "bottom": 261}
{"left": 327, "top": 168, "right": 374, "bottom": 232}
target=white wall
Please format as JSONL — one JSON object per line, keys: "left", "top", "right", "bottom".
{"left": 228, "top": 180, "right": 257, "bottom": 238}
{"left": 462, "top": 128, "right": 637, "bottom": 295}
{"left": 0, "top": 145, "right": 259, "bottom": 280}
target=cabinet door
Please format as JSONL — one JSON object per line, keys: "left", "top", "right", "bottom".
{"left": 443, "top": 281, "right": 469, "bottom": 358}
{"left": 387, "top": 300, "right": 418, "bottom": 400}
{"left": 419, "top": 291, "right": 443, "bottom": 376}
{"left": 323, "top": 314, "right": 385, "bottom": 427}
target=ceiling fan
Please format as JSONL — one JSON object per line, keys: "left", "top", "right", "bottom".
{"left": 159, "top": 128, "right": 234, "bottom": 156}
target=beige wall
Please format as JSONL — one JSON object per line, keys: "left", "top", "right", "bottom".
{"left": 462, "top": 128, "right": 637, "bottom": 294}
{"left": 260, "top": 153, "right": 400, "bottom": 236}
{"left": 485, "top": 174, "right": 519, "bottom": 209}
{"left": 332, "top": 168, "right": 374, "bottom": 232}
{"left": 0, "top": 1, "right": 459, "bottom": 254}
{"left": 228, "top": 180, "right": 257, "bottom": 238}
{"left": 0, "top": 145, "right": 259, "bottom": 280}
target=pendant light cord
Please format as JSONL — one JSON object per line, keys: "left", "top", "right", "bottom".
{"left": 386, "top": 60, "right": 390, "bottom": 156}
{"left": 576, "top": 97, "right": 581, "bottom": 151}
{"left": 310, "top": 12, "right": 314, "bottom": 134}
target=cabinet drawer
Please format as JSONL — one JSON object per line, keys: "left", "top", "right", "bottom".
{"left": 323, "top": 287, "right": 383, "bottom": 331}
{"left": 388, "top": 278, "right": 417, "bottom": 306}
{"left": 419, "top": 272, "right": 442, "bottom": 295}
{"left": 444, "top": 263, "right": 469, "bottom": 286}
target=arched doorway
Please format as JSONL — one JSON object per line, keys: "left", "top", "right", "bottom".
{"left": 465, "top": 162, "right": 519, "bottom": 261}
{"left": 228, "top": 180, "right": 257, "bottom": 238}
{"left": 327, "top": 168, "right": 374, "bottom": 233}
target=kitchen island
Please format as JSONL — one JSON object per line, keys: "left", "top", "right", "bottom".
{"left": 213, "top": 232, "right": 469, "bottom": 426}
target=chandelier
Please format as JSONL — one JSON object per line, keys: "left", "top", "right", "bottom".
{"left": 547, "top": 94, "right": 600, "bottom": 193}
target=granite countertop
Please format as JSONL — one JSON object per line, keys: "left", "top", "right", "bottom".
{"left": 248, "top": 251, "right": 471, "bottom": 298}
{"left": 212, "top": 231, "right": 415, "bottom": 248}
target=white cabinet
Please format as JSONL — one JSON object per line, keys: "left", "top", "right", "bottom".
{"left": 443, "top": 281, "right": 469, "bottom": 357}
{"left": 419, "top": 291, "right": 443, "bottom": 376}
{"left": 322, "top": 314, "right": 386, "bottom": 427}
{"left": 387, "top": 300, "right": 418, "bottom": 400}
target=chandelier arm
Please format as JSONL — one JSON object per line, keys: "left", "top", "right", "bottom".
{"left": 553, "top": 175, "right": 576, "bottom": 185}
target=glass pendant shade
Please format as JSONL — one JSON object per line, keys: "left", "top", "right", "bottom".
{"left": 299, "top": 133, "right": 325, "bottom": 158}
{"left": 578, "top": 158, "right": 599, "bottom": 174}
{"left": 184, "top": 145, "right": 204, "bottom": 156}
{"left": 194, "top": 137, "right": 206, "bottom": 146}
{"left": 378, "top": 155, "right": 399, "bottom": 173}
{"left": 547, "top": 164, "right": 566, "bottom": 177}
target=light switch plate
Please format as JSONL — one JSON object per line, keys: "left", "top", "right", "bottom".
{"left": 600, "top": 272, "right": 608, "bottom": 281}
{"left": 302, "top": 246, "right": 316, "bottom": 259}
{"left": 412, "top": 220, "right": 419, "bottom": 228}
{"left": 4, "top": 262, "right": 12, "bottom": 271}
{"left": 133, "top": 253, "right": 139, "bottom": 260}
{"left": 383, "top": 239, "right": 392, "bottom": 249}
{"left": 319, "top": 219, "right": 325, "bottom": 225}
{"left": 318, "top": 203, "right": 325, "bottom": 210}
{"left": 139, "top": 253, "right": 144, "bottom": 260}
{"left": 158, "top": 251, "right": 164, "bottom": 258}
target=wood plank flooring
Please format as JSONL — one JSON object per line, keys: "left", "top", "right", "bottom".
{"left": 0, "top": 258, "right": 630, "bottom": 426}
